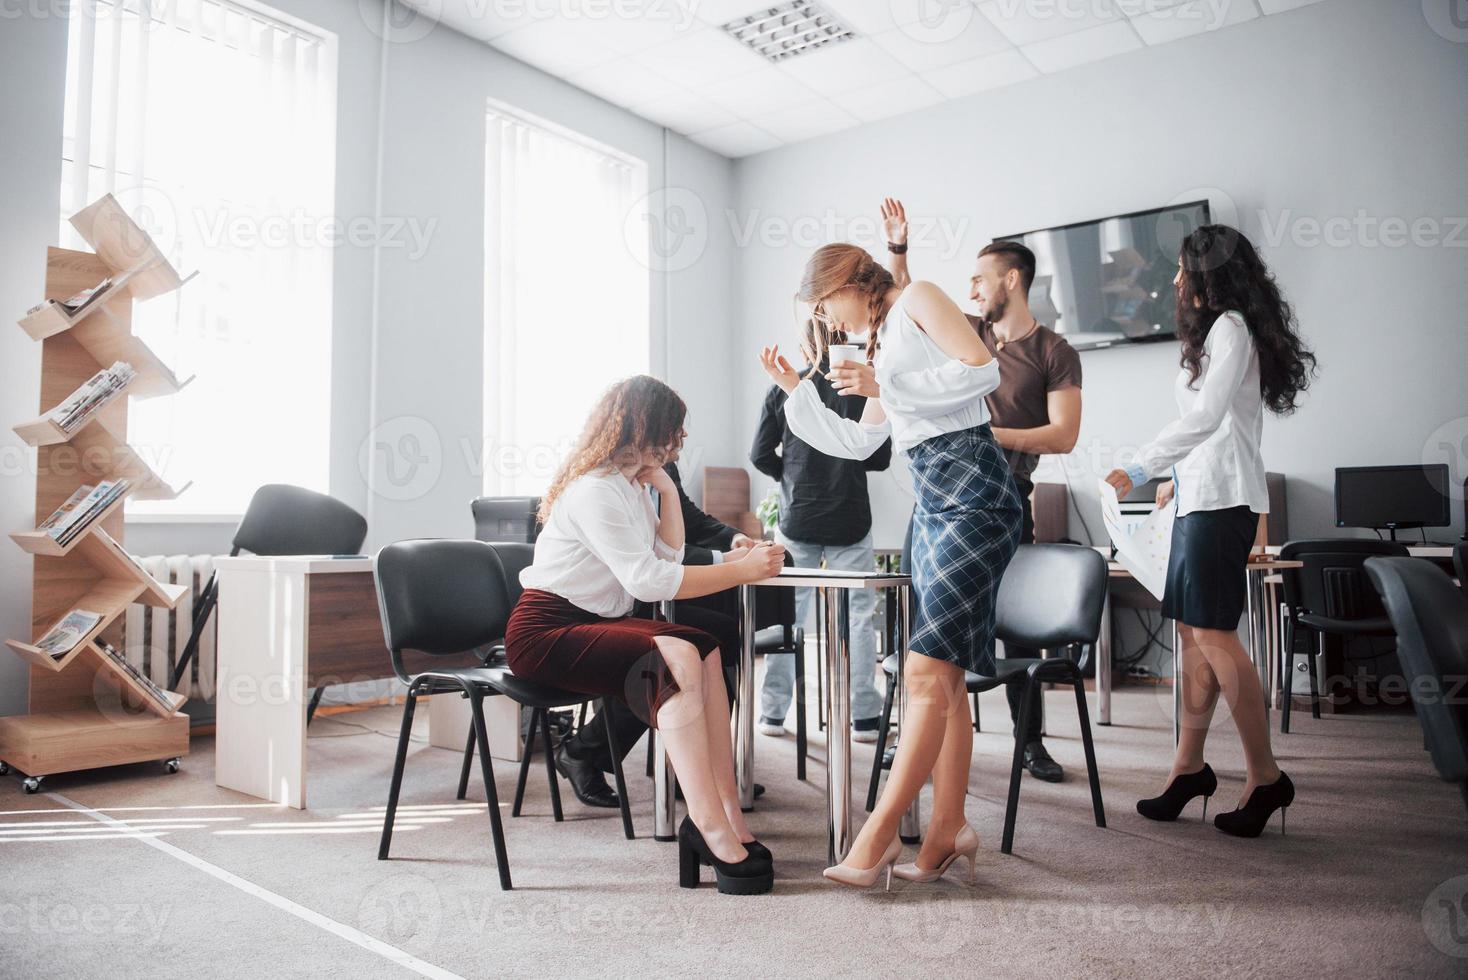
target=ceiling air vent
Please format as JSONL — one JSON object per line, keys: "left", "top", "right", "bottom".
{"left": 721, "top": 2, "right": 856, "bottom": 63}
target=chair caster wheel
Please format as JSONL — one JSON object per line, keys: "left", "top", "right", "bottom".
{"left": 165, "top": 758, "right": 181, "bottom": 774}
{"left": 22, "top": 776, "right": 42, "bottom": 794}
{"left": 0, "top": 761, "right": 9, "bottom": 775}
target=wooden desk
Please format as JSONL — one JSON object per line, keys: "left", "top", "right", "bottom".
{"left": 213, "top": 555, "right": 517, "bottom": 808}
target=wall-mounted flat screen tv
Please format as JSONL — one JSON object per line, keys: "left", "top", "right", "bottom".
{"left": 996, "top": 200, "right": 1211, "bottom": 351}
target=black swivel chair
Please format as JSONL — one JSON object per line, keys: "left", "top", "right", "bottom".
{"left": 867, "top": 536, "right": 1107, "bottom": 854}
{"left": 1365, "top": 556, "right": 1468, "bottom": 816}
{"left": 373, "top": 539, "right": 634, "bottom": 891}
{"left": 471, "top": 496, "right": 541, "bottom": 544}
{"left": 168, "top": 485, "right": 368, "bottom": 726}
{"left": 1277, "top": 539, "right": 1409, "bottom": 733}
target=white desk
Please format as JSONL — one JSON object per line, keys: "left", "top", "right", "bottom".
{"left": 213, "top": 555, "right": 518, "bottom": 808}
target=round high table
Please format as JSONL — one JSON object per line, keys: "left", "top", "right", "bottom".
{"left": 659, "top": 568, "right": 915, "bottom": 866}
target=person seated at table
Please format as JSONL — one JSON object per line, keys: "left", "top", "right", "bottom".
{"left": 505, "top": 375, "right": 786, "bottom": 894}
{"left": 552, "top": 447, "right": 768, "bottom": 811}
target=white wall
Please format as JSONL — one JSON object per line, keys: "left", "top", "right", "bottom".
{"left": 0, "top": 0, "right": 736, "bottom": 716}
{"left": 731, "top": 0, "right": 1468, "bottom": 555}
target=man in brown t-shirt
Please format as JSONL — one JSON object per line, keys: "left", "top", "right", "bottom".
{"left": 883, "top": 199, "right": 1082, "bottom": 782}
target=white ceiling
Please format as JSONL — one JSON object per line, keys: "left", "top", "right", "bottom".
{"left": 409, "top": 0, "right": 1330, "bottom": 158}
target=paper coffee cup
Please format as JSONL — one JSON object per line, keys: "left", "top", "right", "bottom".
{"left": 828, "top": 344, "right": 861, "bottom": 367}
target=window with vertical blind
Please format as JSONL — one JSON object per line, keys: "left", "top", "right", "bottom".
{"left": 61, "top": 0, "right": 337, "bottom": 518}
{"left": 483, "top": 104, "right": 651, "bottom": 497}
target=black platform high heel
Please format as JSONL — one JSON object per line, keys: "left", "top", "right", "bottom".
{"left": 677, "top": 817, "right": 774, "bottom": 894}
{"left": 1214, "top": 771, "right": 1295, "bottom": 838}
{"left": 1136, "top": 763, "right": 1218, "bottom": 822}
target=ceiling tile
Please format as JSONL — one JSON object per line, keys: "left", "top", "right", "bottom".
{"left": 829, "top": 75, "right": 946, "bottom": 123}
{"left": 490, "top": 18, "right": 623, "bottom": 75}
{"left": 777, "top": 37, "right": 912, "bottom": 97}
{"left": 1020, "top": 19, "right": 1142, "bottom": 72}
{"left": 820, "top": 0, "right": 984, "bottom": 37}
{"left": 415, "top": 0, "right": 534, "bottom": 40}
{"left": 630, "top": 27, "right": 764, "bottom": 87}
{"left": 868, "top": 15, "right": 1013, "bottom": 72}
{"left": 1111, "top": 0, "right": 1191, "bottom": 14}
{"left": 1257, "top": 0, "right": 1329, "bottom": 12}
{"left": 687, "top": 0, "right": 782, "bottom": 26}
{"left": 690, "top": 120, "right": 783, "bottom": 156}
{"left": 568, "top": 59, "right": 680, "bottom": 108}
{"left": 921, "top": 47, "right": 1038, "bottom": 98}
{"left": 746, "top": 98, "right": 861, "bottom": 142}
{"left": 1131, "top": 0, "right": 1258, "bottom": 46}
{"left": 636, "top": 90, "right": 741, "bottom": 132}
{"left": 698, "top": 64, "right": 823, "bottom": 117}
{"left": 977, "top": 0, "right": 1123, "bottom": 47}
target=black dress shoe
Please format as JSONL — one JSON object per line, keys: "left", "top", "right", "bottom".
{"left": 552, "top": 744, "right": 620, "bottom": 809}
{"left": 1022, "top": 741, "right": 1064, "bottom": 783}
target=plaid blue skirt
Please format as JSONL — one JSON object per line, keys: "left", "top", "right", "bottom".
{"left": 906, "top": 424, "right": 1023, "bottom": 674}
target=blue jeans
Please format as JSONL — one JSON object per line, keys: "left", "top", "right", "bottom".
{"left": 759, "top": 530, "right": 884, "bottom": 726}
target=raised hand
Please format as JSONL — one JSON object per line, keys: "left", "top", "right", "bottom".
{"left": 759, "top": 344, "right": 804, "bottom": 394}
{"left": 881, "top": 197, "right": 908, "bottom": 245}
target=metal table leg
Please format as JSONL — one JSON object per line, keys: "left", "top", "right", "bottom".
{"left": 1098, "top": 590, "right": 1113, "bottom": 726}
{"left": 1171, "top": 618, "right": 1181, "bottom": 746}
{"left": 737, "top": 583, "right": 756, "bottom": 811}
{"left": 825, "top": 587, "right": 852, "bottom": 865}
{"left": 895, "top": 584, "right": 921, "bottom": 844}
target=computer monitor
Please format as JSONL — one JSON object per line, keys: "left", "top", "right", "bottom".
{"left": 1334, "top": 465, "right": 1451, "bottom": 538}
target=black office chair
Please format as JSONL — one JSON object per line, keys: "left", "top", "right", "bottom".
{"left": 867, "top": 538, "right": 1107, "bottom": 854}
{"left": 168, "top": 485, "right": 368, "bottom": 722}
{"left": 752, "top": 583, "right": 809, "bottom": 780}
{"left": 471, "top": 496, "right": 541, "bottom": 544}
{"left": 373, "top": 539, "right": 633, "bottom": 891}
{"left": 1278, "top": 539, "right": 1409, "bottom": 733}
{"left": 1453, "top": 543, "right": 1467, "bottom": 600}
{"left": 1365, "top": 556, "right": 1468, "bottom": 816}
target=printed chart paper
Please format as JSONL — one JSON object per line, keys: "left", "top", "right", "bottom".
{"left": 1099, "top": 478, "right": 1175, "bottom": 601}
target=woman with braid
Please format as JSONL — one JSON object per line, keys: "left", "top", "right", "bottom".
{"left": 758, "top": 244, "right": 1021, "bottom": 888}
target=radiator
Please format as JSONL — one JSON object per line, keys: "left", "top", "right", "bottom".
{"left": 125, "top": 555, "right": 217, "bottom": 701}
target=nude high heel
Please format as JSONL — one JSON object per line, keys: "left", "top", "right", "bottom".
{"left": 822, "top": 835, "right": 903, "bottom": 891}
{"left": 892, "top": 825, "right": 980, "bottom": 884}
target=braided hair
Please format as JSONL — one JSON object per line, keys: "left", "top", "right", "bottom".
{"left": 795, "top": 243, "right": 896, "bottom": 368}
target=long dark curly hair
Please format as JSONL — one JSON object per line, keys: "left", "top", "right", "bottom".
{"left": 539, "top": 375, "right": 685, "bottom": 523}
{"left": 1176, "top": 224, "right": 1317, "bottom": 415}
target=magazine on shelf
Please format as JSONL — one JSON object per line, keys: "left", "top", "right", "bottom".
{"left": 97, "top": 639, "right": 179, "bottom": 711}
{"left": 25, "top": 276, "right": 114, "bottom": 320}
{"left": 38, "top": 479, "right": 130, "bottom": 545}
{"left": 45, "top": 361, "right": 136, "bottom": 433}
{"left": 36, "top": 609, "right": 103, "bottom": 659}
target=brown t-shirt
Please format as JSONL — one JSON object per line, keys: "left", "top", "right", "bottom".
{"left": 966, "top": 315, "right": 1083, "bottom": 486}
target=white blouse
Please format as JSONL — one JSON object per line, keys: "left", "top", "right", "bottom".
{"left": 518, "top": 469, "right": 685, "bottom": 617}
{"left": 1129, "top": 311, "right": 1269, "bottom": 517}
{"left": 784, "top": 286, "right": 1001, "bottom": 459}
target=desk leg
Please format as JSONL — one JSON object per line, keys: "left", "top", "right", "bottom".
{"left": 1171, "top": 618, "right": 1181, "bottom": 747}
{"left": 1098, "top": 590, "right": 1113, "bottom": 726}
{"left": 654, "top": 601, "right": 678, "bottom": 841}
{"left": 737, "top": 583, "right": 756, "bottom": 812}
{"left": 895, "top": 585, "right": 922, "bottom": 844}
{"left": 825, "top": 588, "right": 853, "bottom": 865}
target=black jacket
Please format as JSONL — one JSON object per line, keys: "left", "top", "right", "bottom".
{"left": 663, "top": 461, "right": 739, "bottom": 566}
{"left": 749, "top": 367, "right": 892, "bottom": 547}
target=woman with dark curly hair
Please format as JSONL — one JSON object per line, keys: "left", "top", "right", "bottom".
{"left": 1104, "top": 224, "right": 1317, "bottom": 838}
{"left": 505, "top": 375, "right": 785, "bottom": 893}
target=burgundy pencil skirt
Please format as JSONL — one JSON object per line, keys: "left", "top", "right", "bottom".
{"left": 504, "top": 588, "right": 721, "bottom": 728}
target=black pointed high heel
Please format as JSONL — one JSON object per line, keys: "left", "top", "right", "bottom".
{"left": 1214, "top": 771, "right": 1295, "bottom": 838}
{"left": 1136, "top": 763, "right": 1218, "bottom": 822}
{"left": 677, "top": 817, "right": 773, "bottom": 894}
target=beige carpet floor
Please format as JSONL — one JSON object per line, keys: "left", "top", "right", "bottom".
{"left": 3, "top": 684, "right": 1466, "bottom": 979}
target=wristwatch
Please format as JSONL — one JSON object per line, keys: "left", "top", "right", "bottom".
{"left": 887, "top": 242, "right": 907, "bottom": 254}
